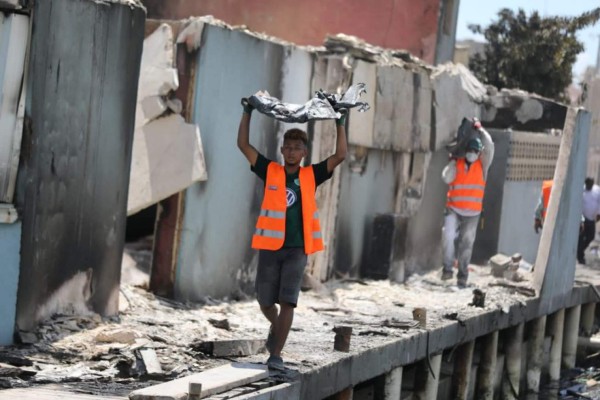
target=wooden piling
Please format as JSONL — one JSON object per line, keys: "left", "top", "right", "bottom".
{"left": 476, "top": 331, "right": 498, "bottom": 400}
{"left": 333, "top": 326, "right": 353, "bottom": 352}
{"left": 451, "top": 340, "right": 475, "bottom": 400}
{"left": 526, "top": 316, "right": 546, "bottom": 393}
{"left": 562, "top": 305, "right": 581, "bottom": 369}
{"left": 501, "top": 323, "right": 524, "bottom": 400}
{"left": 412, "top": 308, "right": 427, "bottom": 329}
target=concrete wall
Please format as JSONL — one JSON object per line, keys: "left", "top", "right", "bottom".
{"left": 140, "top": 0, "right": 442, "bottom": 63}
{"left": 334, "top": 148, "right": 400, "bottom": 277}
{"left": 0, "top": 221, "right": 21, "bottom": 344}
{"left": 0, "top": 12, "right": 28, "bottom": 203}
{"left": 497, "top": 181, "right": 542, "bottom": 263}
{"left": 585, "top": 76, "right": 600, "bottom": 181}
{"left": 535, "top": 109, "right": 591, "bottom": 312}
{"left": 402, "top": 149, "right": 449, "bottom": 275}
{"left": 163, "top": 18, "right": 575, "bottom": 301}
{"left": 15, "top": 0, "right": 145, "bottom": 330}
{"left": 176, "top": 25, "right": 288, "bottom": 301}
{"left": 471, "top": 130, "right": 510, "bottom": 264}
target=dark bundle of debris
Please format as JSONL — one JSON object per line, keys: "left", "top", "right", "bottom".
{"left": 446, "top": 117, "right": 484, "bottom": 158}
{"left": 245, "top": 83, "right": 370, "bottom": 123}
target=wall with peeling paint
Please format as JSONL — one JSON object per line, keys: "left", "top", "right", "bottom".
{"left": 176, "top": 26, "right": 288, "bottom": 300}
{"left": 165, "top": 18, "right": 578, "bottom": 302}
{"left": 15, "top": 0, "right": 145, "bottom": 330}
{"left": 402, "top": 150, "right": 449, "bottom": 275}
{"left": 334, "top": 148, "right": 400, "bottom": 277}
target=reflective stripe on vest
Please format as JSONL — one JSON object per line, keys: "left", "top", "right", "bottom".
{"left": 446, "top": 158, "right": 486, "bottom": 212}
{"left": 541, "top": 180, "right": 553, "bottom": 221}
{"left": 251, "top": 163, "right": 324, "bottom": 254}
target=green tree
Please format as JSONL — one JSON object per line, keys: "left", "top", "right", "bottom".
{"left": 468, "top": 8, "right": 600, "bottom": 101}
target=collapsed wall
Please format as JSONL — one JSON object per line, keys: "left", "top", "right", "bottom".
{"left": 162, "top": 17, "right": 573, "bottom": 301}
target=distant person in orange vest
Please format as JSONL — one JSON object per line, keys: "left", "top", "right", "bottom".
{"left": 237, "top": 99, "right": 347, "bottom": 371}
{"left": 534, "top": 180, "right": 553, "bottom": 233}
{"left": 441, "top": 123, "right": 494, "bottom": 288}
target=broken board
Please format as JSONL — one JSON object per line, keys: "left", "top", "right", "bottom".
{"left": 129, "top": 362, "right": 269, "bottom": 400}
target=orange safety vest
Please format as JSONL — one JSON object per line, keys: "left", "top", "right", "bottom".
{"left": 541, "top": 180, "right": 553, "bottom": 221}
{"left": 251, "top": 163, "right": 324, "bottom": 255}
{"left": 446, "top": 158, "right": 486, "bottom": 212}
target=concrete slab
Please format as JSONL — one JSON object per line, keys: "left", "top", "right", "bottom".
{"left": 135, "top": 23, "right": 178, "bottom": 128}
{"left": 127, "top": 114, "right": 207, "bottom": 215}
{"left": 0, "top": 12, "right": 28, "bottom": 203}
{"left": 129, "top": 362, "right": 269, "bottom": 400}
{"left": 534, "top": 108, "right": 591, "bottom": 312}
{"left": 295, "top": 283, "right": 600, "bottom": 399}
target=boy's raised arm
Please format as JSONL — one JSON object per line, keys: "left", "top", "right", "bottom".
{"left": 237, "top": 99, "right": 259, "bottom": 167}
{"left": 326, "top": 114, "right": 348, "bottom": 173}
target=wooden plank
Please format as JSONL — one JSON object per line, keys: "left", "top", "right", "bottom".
{"left": 0, "top": 386, "right": 126, "bottom": 400}
{"left": 129, "top": 362, "right": 269, "bottom": 400}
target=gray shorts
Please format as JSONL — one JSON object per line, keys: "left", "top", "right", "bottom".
{"left": 256, "top": 248, "right": 307, "bottom": 307}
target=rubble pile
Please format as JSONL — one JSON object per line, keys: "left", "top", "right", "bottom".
{"left": 0, "top": 261, "right": 543, "bottom": 397}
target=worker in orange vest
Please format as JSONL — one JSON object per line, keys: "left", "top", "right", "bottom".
{"left": 441, "top": 122, "right": 494, "bottom": 288}
{"left": 534, "top": 180, "right": 553, "bottom": 233}
{"left": 237, "top": 98, "right": 348, "bottom": 371}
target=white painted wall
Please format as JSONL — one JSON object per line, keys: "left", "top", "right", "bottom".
{"left": 0, "top": 13, "right": 28, "bottom": 203}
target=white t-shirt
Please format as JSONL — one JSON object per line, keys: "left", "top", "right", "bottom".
{"left": 582, "top": 184, "right": 600, "bottom": 221}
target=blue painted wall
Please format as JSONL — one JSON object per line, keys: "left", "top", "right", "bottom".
{"left": 0, "top": 222, "right": 21, "bottom": 345}
{"left": 176, "top": 26, "right": 288, "bottom": 301}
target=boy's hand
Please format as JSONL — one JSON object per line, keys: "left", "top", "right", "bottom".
{"left": 336, "top": 110, "right": 347, "bottom": 127}
{"left": 241, "top": 98, "right": 254, "bottom": 114}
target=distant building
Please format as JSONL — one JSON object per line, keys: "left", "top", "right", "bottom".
{"left": 453, "top": 39, "right": 485, "bottom": 66}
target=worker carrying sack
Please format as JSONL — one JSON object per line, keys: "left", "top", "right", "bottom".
{"left": 446, "top": 117, "right": 483, "bottom": 158}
